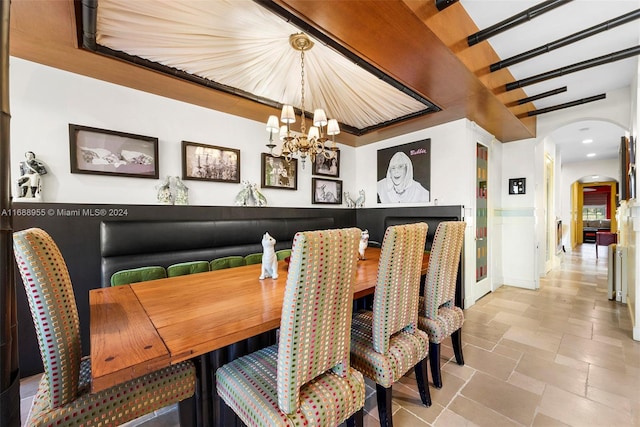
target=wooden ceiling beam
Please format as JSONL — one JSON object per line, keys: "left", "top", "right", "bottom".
{"left": 275, "top": 0, "right": 535, "bottom": 142}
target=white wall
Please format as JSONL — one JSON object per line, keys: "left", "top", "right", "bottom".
{"left": 354, "top": 118, "right": 490, "bottom": 307}
{"left": 10, "top": 57, "right": 355, "bottom": 208}
{"left": 622, "top": 56, "right": 639, "bottom": 340}
{"left": 498, "top": 139, "right": 538, "bottom": 289}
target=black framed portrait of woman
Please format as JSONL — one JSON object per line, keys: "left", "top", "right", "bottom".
{"left": 376, "top": 139, "right": 431, "bottom": 204}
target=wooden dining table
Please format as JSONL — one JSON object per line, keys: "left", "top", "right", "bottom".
{"left": 89, "top": 247, "right": 430, "bottom": 426}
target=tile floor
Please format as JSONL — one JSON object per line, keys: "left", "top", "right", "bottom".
{"left": 20, "top": 243, "right": 640, "bottom": 426}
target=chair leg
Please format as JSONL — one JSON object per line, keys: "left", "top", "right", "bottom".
{"left": 452, "top": 328, "right": 464, "bottom": 366}
{"left": 346, "top": 408, "right": 364, "bottom": 427}
{"left": 429, "top": 342, "right": 442, "bottom": 389}
{"left": 414, "top": 358, "right": 431, "bottom": 407}
{"left": 376, "top": 383, "right": 393, "bottom": 427}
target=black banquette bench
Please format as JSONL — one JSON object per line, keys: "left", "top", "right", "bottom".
{"left": 100, "top": 217, "right": 336, "bottom": 287}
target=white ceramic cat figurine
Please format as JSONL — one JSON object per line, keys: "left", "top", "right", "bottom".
{"left": 359, "top": 229, "right": 369, "bottom": 260}
{"left": 259, "top": 232, "right": 278, "bottom": 279}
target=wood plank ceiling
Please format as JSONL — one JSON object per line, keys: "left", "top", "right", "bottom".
{"left": 8, "top": 0, "right": 537, "bottom": 146}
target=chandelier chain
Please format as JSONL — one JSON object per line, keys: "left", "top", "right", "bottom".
{"left": 299, "top": 50, "right": 306, "bottom": 135}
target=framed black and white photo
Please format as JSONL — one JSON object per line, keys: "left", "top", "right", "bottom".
{"left": 182, "top": 141, "right": 240, "bottom": 183}
{"left": 312, "top": 150, "right": 340, "bottom": 177}
{"left": 261, "top": 153, "right": 297, "bottom": 190}
{"left": 312, "top": 178, "right": 342, "bottom": 204}
{"left": 69, "top": 124, "right": 159, "bottom": 179}
{"left": 508, "top": 178, "right": 526, "bottom": 195}
{"left": 376, "top": 139, "right": 431, "bottom": 203}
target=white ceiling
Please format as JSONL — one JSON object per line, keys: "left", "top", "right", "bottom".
{"left": 95, "top": 0, "right": 437, "bottom": 134}
{"left": 460, "top": 0, "right": 638, "bottom": 163}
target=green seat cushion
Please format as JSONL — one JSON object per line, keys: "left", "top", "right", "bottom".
{"left": 275, "top": 249, "right": 292, "bottom": 261}
{"left": 210, "top": 256, "right": 245, "bottom": 271}
{"left": 243, "top": 253, "right": 263, "bottom": 265}
{"left": 167, "top": 261, "right": 210, "bottom": 277}
{"left": 110, "top": 266, "right": 167, "bottom": 286}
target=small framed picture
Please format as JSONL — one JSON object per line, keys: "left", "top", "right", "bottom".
{"left": 312, "top": 178, "right": 343, "bottom": 204}
{"left": 261, "top": 153, "right": 297, "bottom": 190}
{"left": 69, "top": 124, "right": 159, "bottom": 179}
{"left": 508, "top": 178, "right": 526, "bottom": 195}
{"left": 182, "top": 141, "right": 240, "bottom": 183}
{"left": 312, "top": 150, "right": 340, "bottom": 177}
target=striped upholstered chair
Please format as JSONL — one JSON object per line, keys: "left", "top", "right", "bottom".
{"left": 350, "top": 222, "right": 431, "bottom": 426}
{"left": 418, "top": 221, "right": 466, "bottom": 389}
{"left": 216, "top": 228, "right": 365, "bottom": 426}
{"left": 13, "top": 228, "right": 196, "bottom": 427}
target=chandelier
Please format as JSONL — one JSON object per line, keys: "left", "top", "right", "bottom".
{"left": 265, "top": 33, "right": 340, "bottom": 168}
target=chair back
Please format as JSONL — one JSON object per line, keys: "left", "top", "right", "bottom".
{"left": 167, "top": 260, "right": 210, "bottom": 277}
{"left": 423, "top": 221, "right": 466, "bottom": 319}
{"left": 372, "top": 222, "right": 428, "bottom": 354}
{"left": 277, "top": 227, "right": 360, "bottom": 414}
{"left": 210, "top": 255, "right": 245, "bottom": 270}
{"left": 13, "top": 228, "right": 81, "bottom": 409}
{"left": 243, "top": 252, "right": 263, "bottom": 265}
{"left": 110, "top": 266, "right": 167, "bottom": 286}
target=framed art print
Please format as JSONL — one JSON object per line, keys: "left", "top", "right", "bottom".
{"left": 182, "top": 141, "right": 240, "bottom": 183}
{"left": 312, "top": 178, "right": 342, "bottom": 204}
{"left": 69, "top": 124, "right": 159, "bottom": 179}
{"left": 312, "top": 150, "right": 340, "bottom": 178}
{"left": 261, "top": 153, "right": 298, "bottom": 190}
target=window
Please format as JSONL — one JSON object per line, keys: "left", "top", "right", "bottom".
{"left": 583, "top": 205, "right": 606, "bottom": 220}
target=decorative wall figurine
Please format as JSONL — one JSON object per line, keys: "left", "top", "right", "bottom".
{"left": 355, "top": 189, "right": 366, "bottom": 208}
{"left": 235, "top": 180, "right": 252, "bottom": 206}
{"left": 17, "top": 151, "right": 47, "bottom": 200}
{"left": 259, "top": 232, "right": 278, "bottom": 279}
{"left": 344, "top": 191, "right": 356, "bottom": 208}
{"left": 251, "top": 183, "right": 267, "bottom": 207}
{"left": 156, "top": 176, "right": 173, "bottom": 204}
{"left": 358, "top": 229, "right": 369, "bottom": 260}
{"left": 172, "top": 176, "right": 189, "bottom": 205}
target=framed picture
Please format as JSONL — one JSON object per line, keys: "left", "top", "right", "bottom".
{"left": 312, "top": 178, "right": 342, "bottom": 204}
{"left": 376, "top": 139, "right": 430, "bottom": 203}
{"left": 508, "top": 178, "right": 526, "bottom": 195}
{"left": 312, "top": 150, "right": 340, "bottom": 177}
{"left": 182, "top": 141, "right": 240, "bottom": 183}
{"left": 69, "top": 124, "right": 159, "bottom": 179}
{"left": 261, "top": 153, "right": 297, "bottom": 190}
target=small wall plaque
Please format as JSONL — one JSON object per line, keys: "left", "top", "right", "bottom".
{"left": 509, "top": 178, "right": 526, "bottom": 195}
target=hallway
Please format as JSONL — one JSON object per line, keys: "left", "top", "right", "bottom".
{"left": 20, "top": 244, "right": 639, "bottom": 426}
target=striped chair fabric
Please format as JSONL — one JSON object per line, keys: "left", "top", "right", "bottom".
{"left": 210, "top": 255, "right": 245, "bottom": 270}
{"left": 167, "top": 260, "right": 210, "bottom": 277}
{"left": 110, "top": 265, "right": 167, "bottom": 286}
{"left": 418, "top": 221, "right": 466, "bottom": 388}
{"left": 216, "top": 228, "right": 365, "bottom": 426}
{"left": 350, "top": 222, "right": 431, "bottom": 425}
{"left": 13, "top": 228, "right": 196, "bottom": 427}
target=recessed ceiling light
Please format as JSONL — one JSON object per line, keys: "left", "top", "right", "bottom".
{"left": 587, "top": 153, "right": 596, "bottom": 157}
{"left": 582, "top": 139, "right": 593, "bottom": 144}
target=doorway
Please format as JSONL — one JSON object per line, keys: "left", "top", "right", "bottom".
{"left": 570, "top": 180, "right": 618, "bottom": 249}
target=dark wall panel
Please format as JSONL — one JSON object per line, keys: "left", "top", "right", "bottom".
{"left": 12, "top": 202, "right": 355, "bottom": 376}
